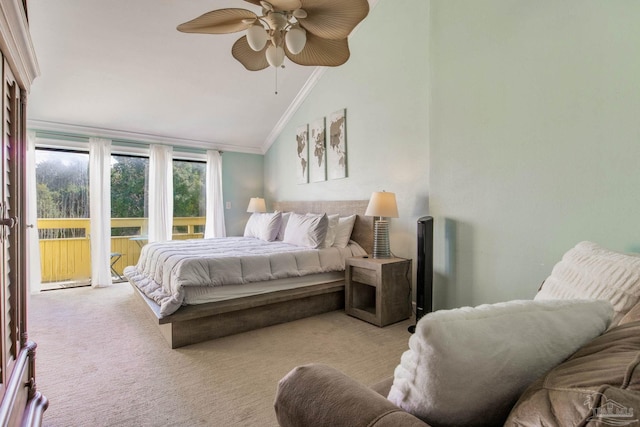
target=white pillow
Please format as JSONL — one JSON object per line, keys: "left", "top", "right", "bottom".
{"left": 322, "top": 214, "right": 340, "bottom": 248}
{"left": 535, "top": 241, "right": 640, "bottom": 326}
{"left": 276, "top": 212, "right": 291, "bottom": 241}
{"left": 332, "top": 214, "right": 356, "bottom": 248}
{"left": 387, "top": 299, "right": 613, "bottom": 427}
{"left": 243, "top": 211, "right": 282, "bottom": 242}
{"left": 283, "top": 213, "right": 328, "bottom": 249}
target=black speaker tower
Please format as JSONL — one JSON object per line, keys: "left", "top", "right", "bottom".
{"left": 408, "top": 216, "right": 434, "bottom": 334}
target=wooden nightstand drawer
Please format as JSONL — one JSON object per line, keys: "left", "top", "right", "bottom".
{"left": 350, "top": 266, "right": 377, "bottom": 286}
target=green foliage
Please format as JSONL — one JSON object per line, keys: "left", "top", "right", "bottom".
{"left": 35, "top": 151, "right": 89, "bottom": 219}
{"left": 36, "top": 182, "right": 60, "bottom": 218}
{"left": 173, "top": 160, "right": 205, "bottom": 217}
{"left": 111, "top": 155, "right": 147, "bottom": 218}
{"left": 36, "top": 151, "right": 206, "bottom": 229}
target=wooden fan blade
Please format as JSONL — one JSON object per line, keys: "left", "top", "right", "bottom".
{"left": 298, "top": 0, "right": 369, "bottom": 40}
{"left": 232, "top": 36, "right": 270, "bottom": 71}
{"left": 243, "top": 0, "right": 263, "bottom": 6}
{"left": 269, "top": 0, "right": 302, "bottom": 11}
{"left": 177, "top": 9, "right": 258, "bottom": 34}
{"left": 285, "top": 32, "right": 350, "bottom": 67}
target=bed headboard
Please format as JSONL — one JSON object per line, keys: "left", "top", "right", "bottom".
{"left": 272, "top": 200, "right": 373, "bottom": 255}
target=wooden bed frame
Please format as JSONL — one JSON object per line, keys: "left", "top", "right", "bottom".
{"left": 130, "top": 200, "right": 373, "bottom": 348}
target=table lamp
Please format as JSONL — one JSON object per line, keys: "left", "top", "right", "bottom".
{"left": 247, "top": 197, "right": 267, "bottom": 213}
{"left": 365, "top": 191, "right": 399, "bottom": 258}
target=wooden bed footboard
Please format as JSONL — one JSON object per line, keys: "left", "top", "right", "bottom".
{"left": 130, "top": 281, "right": 345, "bottom": 348}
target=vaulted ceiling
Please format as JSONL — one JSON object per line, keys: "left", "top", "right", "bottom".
{"left": 27, "top": 0, "right": 369, "bottom": 154}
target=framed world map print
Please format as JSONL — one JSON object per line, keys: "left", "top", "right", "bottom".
{"left": 328, "top": 108, "right": 347, "bottom": 180}
{"left": 309, "top": 117, "right": 326, "bottom": 182}
{"left": 296, "top": 124, "right": 309, "bottom": 184}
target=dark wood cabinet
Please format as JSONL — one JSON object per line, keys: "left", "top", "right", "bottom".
{"left": 0, "top": 1, "right": 47, "bottom": 425}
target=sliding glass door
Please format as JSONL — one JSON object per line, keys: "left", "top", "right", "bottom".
{"left": 35, "top": 149, "right": 91, "bottom": 288}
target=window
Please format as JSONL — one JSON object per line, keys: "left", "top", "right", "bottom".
{"left": 34, "top": 145, "right": 208, "bottom": 285}
{"left": 35, "top": 148, "right": 91, "bottom": 285}
{"left": 173, "top": 159, "right": 206, "bottom": 236}
{"left": 36, "top": 149, "right": 89, "bottom": 234}
{"left": 111, "top": 154, "right": 149, "bottom": 236}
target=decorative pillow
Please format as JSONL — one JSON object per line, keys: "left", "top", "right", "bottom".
{"left": 243, "top": 213, "right": 261, "bottom": 238}
{"left": 332, "top": 214, "right": 356, "bottom": 248}
{"left": 283, "top": 213, "right": 329, "bottom": 249}
{"left": 243, "top": 211, "right": 282, "bottom": 242}
{"left": 387, "top": 299, "right": 613, "bottom": 427}
{"left": 322, "top": 214, "right": 340, "bottom": 248}
{"left": 276, "top": 212, "right": 291, "bottom": 241}
{"left": 535, "top": 241, "right": 640, "bottom": 326}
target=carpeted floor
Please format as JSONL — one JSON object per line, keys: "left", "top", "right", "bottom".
{"left": 28, "top": 283, "right": 413, "bottom": 427}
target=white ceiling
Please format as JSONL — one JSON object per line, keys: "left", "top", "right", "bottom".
{"left": 26, "top": 0, "right": 334, "bottom": 154}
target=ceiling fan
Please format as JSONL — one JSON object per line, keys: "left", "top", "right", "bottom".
{"left": 177, "top": 0, "right": 370, "bottom": 71}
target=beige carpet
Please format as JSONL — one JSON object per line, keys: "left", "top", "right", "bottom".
{"left": 28, "top": 283, "right": 413, "bottom": 427}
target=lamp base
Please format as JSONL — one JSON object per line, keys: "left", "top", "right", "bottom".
{"left": 372, "top": 219, "right": 391, "bottom": 258}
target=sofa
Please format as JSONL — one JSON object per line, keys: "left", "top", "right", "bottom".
{"left": 274, "top": 242, "right": 640, "bottom": 426}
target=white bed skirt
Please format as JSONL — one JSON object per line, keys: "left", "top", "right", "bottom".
{"left": 182, "top": 271, "right": 345, "bottom": 305}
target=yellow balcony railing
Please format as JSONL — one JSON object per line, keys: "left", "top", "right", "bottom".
{"left": 37, "top": 217, "right": 205, "bottom": 283}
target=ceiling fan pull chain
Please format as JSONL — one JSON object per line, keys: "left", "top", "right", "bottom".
{"left": 275, "top": 66, "right": 278, "bottom": 95}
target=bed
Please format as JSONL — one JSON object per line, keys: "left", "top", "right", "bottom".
{"left": 126, "top": 200, "right": 373, "bottom": 348}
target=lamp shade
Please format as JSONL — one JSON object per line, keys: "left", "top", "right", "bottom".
{"left": 247, "top": 197, "right": 266, "bottom": 213}
{"left": 365, "top": 191, "right": 399, "bottom": 218}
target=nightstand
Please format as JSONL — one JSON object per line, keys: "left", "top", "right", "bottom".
{"left": 345, "top": 256, "right": 412, "bottom": 327}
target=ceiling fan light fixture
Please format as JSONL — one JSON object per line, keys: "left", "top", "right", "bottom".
{"left": 177, "top": 0, "right": 370, "bottom": 71}
{"left": 266, "top": 44, "right": 285, "bottom": 67}
{"left": 246, "top": 23, "right": 268, "bottom": 51}
{"left": 285, "top": 26, "right": 306, "bottom": 55}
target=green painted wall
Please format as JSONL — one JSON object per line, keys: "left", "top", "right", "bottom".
{"left": 264, "top": 0, "right": 430, "bottom": 263}
{"left": 429, "top": 0, "right": 640, "bottom": 308}
{"left": 265, "top": 0, "right": 640, "bottom": 310}
{"left": 222, "top": 152, "right": 264, "bottom": 236}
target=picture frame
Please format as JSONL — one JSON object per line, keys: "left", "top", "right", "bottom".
{"left": 308, "top": 117, "right": 326, "bottom": 183}
{"left": 295, "top": 124, "right": 309, "bottom": 184}
{"left": 327, "top": 108, "right": 347, "bottom": 180}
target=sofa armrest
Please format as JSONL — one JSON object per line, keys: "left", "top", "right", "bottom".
{"left": 619, "top": 302, "right": 640, "bottom": 325}
{"left": 274, "top": 364, "right": 430, "bottom": 427}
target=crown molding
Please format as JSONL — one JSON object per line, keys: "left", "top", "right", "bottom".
{"left": 27, "top": 120, "right": 264, "bottom": 155}
{"left": 0, "top": 0, "right": 40, "bottom": 91}
{"left": 261, "top": 66, "right": 328, "bottom": 153}
{"left": 260, "top": 0, "right": 380, "bottom": 154}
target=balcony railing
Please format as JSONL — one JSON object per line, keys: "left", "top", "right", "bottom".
{"left": 37, "top": 217, "right": 205, "bottom": 283}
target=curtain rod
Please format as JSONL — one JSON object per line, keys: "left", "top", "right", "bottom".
{"left": 32, "top": 129, "right": 215, "bottom": 155}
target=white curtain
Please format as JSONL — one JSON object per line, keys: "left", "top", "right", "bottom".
{"left": 89, "top": 137, "right": 112, "bottom": 287}
{"left": 26, "top": 132, "right": 42, "bottom": 294}
{"left": 204, "top": 150, "right": 226, "bottom": 238}
{"left": 148, "top": 144, "right": 173, "bottom": 243}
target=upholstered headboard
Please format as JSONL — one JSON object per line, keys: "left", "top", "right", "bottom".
{"left": 272, "top": 200, "right": 373, "bottom": 254}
